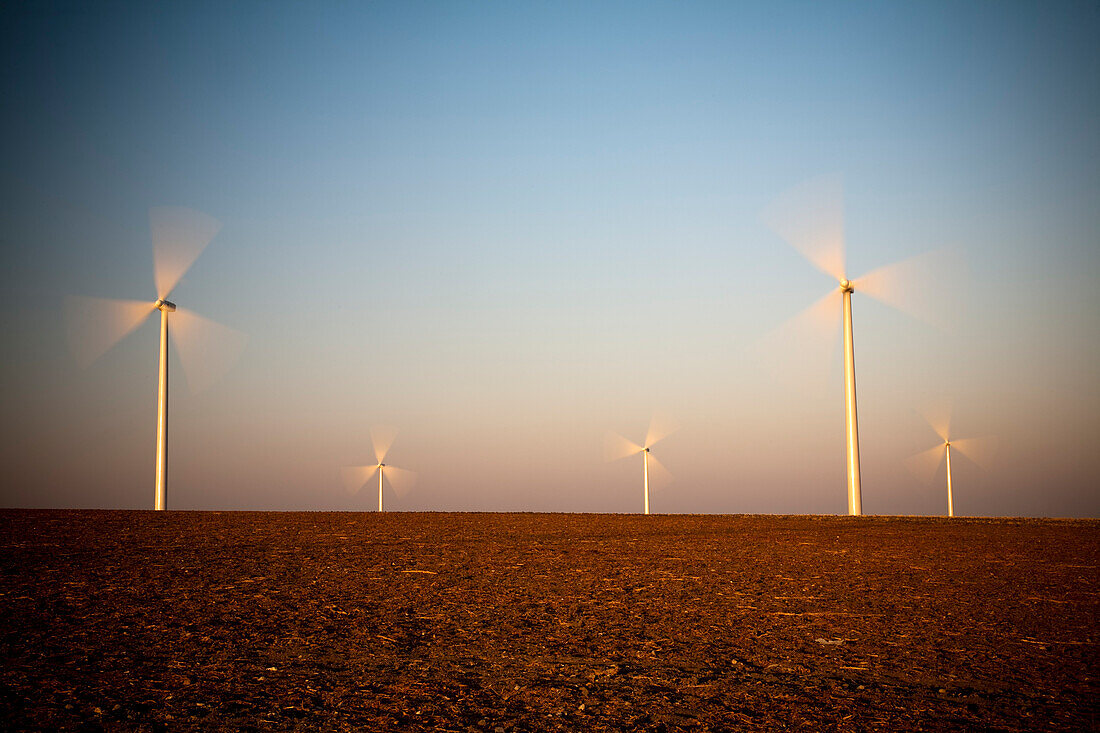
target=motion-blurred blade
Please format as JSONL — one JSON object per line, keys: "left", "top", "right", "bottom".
{"left": 646, "top": 452, "right": 673, "bottom": 491}
{"left": 752, "top": 289, "right": 843, "bottom": 371}
{"left": 951, "top": 437, "right": 998, "bottom": 470}
{"left": 64, "top": 296, "right": 155, "bottom": 367}
{"left": 342, "top": 465, "right": 379, "bottom": 495}
{"left": 151, "top": 206, "right": 222, "bottom": 300}
{"left": 644, "top": 414, "right": 679, "bottom": 450}
{"left": 605, "top": 432, "right": 643, "bottom": 462}
{"left": 905, "top": 444, "right": 946, "bottom": 482}
{"left": 917, "top": 401, "right": 952, "bottom": 443}
{"left": 384, "top": 466, "right": 417, "bottom": 497}
{"left": 371, "top": 426, "right": 399, "bottom": 465}
{"left": 761, "top": 175, "right": 847, "bottom": 282}
{"left": 168, "top": 307, "right": 246, "bottom": 393}
{"left": 853, "top": 248, "right": 966, "bottom": 329}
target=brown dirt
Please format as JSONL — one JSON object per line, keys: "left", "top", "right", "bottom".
{"left": 0, "top": 510, "right": 1097, "bottom": 731}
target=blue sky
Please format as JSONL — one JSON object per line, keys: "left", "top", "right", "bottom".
{"left": 2, "top": 1, "right": 1098, "bottom": 515}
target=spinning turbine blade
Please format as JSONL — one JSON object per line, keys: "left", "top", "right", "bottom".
{"left": 342, "top": 465, "right": 379, "bottom": 495}
{"left": 951, "top": 437, "right": 998, "bottom": 470}
{"left": 761, "top": 175, "right": 847, "bottom": 282}
{"left": 605, "top": 432, "right": 643, "bottom": 462}
{"left": 168, "top": 307, "right": 246, "bottom": 394}
{"left": 644, "top": 414, "right": 679, "bottom": 449}
{"left": 905, "top": 444, "right": 947, "bottom": 482}
{"left": 853, "top": 249, "right": 966, "bottom": 328}
{"left": 384, "top": 466, "right": 417, "bottom": 497}
{"left": 63, "top": 296, "right": 156, "bottom": 367}
{"left": 371, "top": 426, "right": 399, "bottom": 465}
{"left": 918, "top": 401, "right": 953, "bottom": 444}
{"left": 151, "top": 206, "right": 222, "bottom": 300}
{"left": 754, "top": 289, "right": 843, "bottom": 371}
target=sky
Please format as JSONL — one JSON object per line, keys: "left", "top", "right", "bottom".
{"left": 1, "top": 1, "right": 1098, "bottom": 516}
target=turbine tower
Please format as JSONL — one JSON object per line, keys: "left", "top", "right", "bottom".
{"left": 763, "top": 177, "right": 961, "bottom": 515}
{"left": 606, "top": 415, "right": 676, "bottom": 514}
{"left": 839, "top": 277, "right": 861, "bottom": 514}
{"left": 65, "top": 207, "right": 244, "bottom": 510}
{"left": 154, "top": 297, "right": 175, "bottom": 510}
{"left": 344, "top": 427, "right": 416, "bottom": 511}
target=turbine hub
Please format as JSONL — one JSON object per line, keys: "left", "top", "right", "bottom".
{"left": 839, "top": 279, "right": 853, "bottom": 293}
{"left": 379, "top": 463, "right": 385, "bottom": 468}
{"left": 644, "top": 447, "right": 649, "bottom": 453}
{"left": 155, "top": 299, "right": 177, "bottom": 312}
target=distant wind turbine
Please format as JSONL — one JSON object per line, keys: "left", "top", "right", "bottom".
{"left": 606, "top": 416, "right": 677, "bottom": 514}
{"left": 343, "top": 427, "right": 416, "bottom": 511}
{"left": 64, "top": 207, "right": 245, "bottom": 510}
{"left": 763, "top": 177, "right": 963, "bottom": 516}
{"left": 908, "top": 407, "right": 996, "bottom": 517}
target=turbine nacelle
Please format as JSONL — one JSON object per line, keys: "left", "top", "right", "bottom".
{"left": 839, "top": 279, "right": 854, "bottom": 293}
{"left": 155, "top": 299, "right": 177, "bottom": 312}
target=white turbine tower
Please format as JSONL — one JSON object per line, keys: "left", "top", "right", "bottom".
{"left": 344, "top": 427, "right": 416, "bottom": 511}
{"left": 606, "top": 416, "right": 677, "bottom": 514}
{"left": 763, "top": 177, "right": 961, "bottom": 516}
{"left": 65, "top": 207, "right": 245, "bottom": 510}
{"left": 908, "top": 407, "right": 996, "bottom": 517}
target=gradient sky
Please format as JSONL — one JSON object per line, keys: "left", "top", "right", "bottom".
{"left": 2, "top": 1, "right": 1098, "bottom": 516}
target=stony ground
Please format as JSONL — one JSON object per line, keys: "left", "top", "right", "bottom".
{"left": 0, "top": 510, "right": 1097, "bottom": 731}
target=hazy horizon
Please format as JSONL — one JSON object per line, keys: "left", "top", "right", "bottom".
{"left": 2, "top": 2, "right": 1098, "bottom": 516}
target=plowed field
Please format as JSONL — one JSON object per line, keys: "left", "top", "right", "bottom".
{"left": 1, "top": 510, "right": 1097, "bottom": 731}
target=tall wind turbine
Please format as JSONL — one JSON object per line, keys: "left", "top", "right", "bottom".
{"left": 64, "top": 207, "right": 245, "bottom": 510}
{"left": 606, "top": 416, "right": 676, "bottom": 514}
{"left": 908, "top": 408, "right": 996, "bottom": 517}
{"left": 343, "top": 427, "right": 416, "bottom": 511}
{"left": 763, "top": 177, "right": 961, "bottom": 515}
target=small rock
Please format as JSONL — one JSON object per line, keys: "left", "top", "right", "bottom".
{"left": 494, "top": 727, "right": 505, "bottom": 733}
{"left": 578, "top": 704, "right": 585, "bottom": 711}
{"left": 938, "top": 688, "right": 947, "bottom": 694}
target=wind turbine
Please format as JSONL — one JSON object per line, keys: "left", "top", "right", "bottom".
{"left": 64, "top": 207, "right": 245, "bottom": 510}
{"left": 343, "top": 427, "right": 416, "bottom": 511}
{"left": 763, "top": 177, "right": 961, "bottom": 515}
{"left": 606, "top": 416, "right": 677, "bottom": 514}
{"left": 908, "top": 407, "right": 996, "bottom": 517}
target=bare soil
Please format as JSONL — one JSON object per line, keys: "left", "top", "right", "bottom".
{"left": 1, "top": 510, "right": 1097, "bottom": 731}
